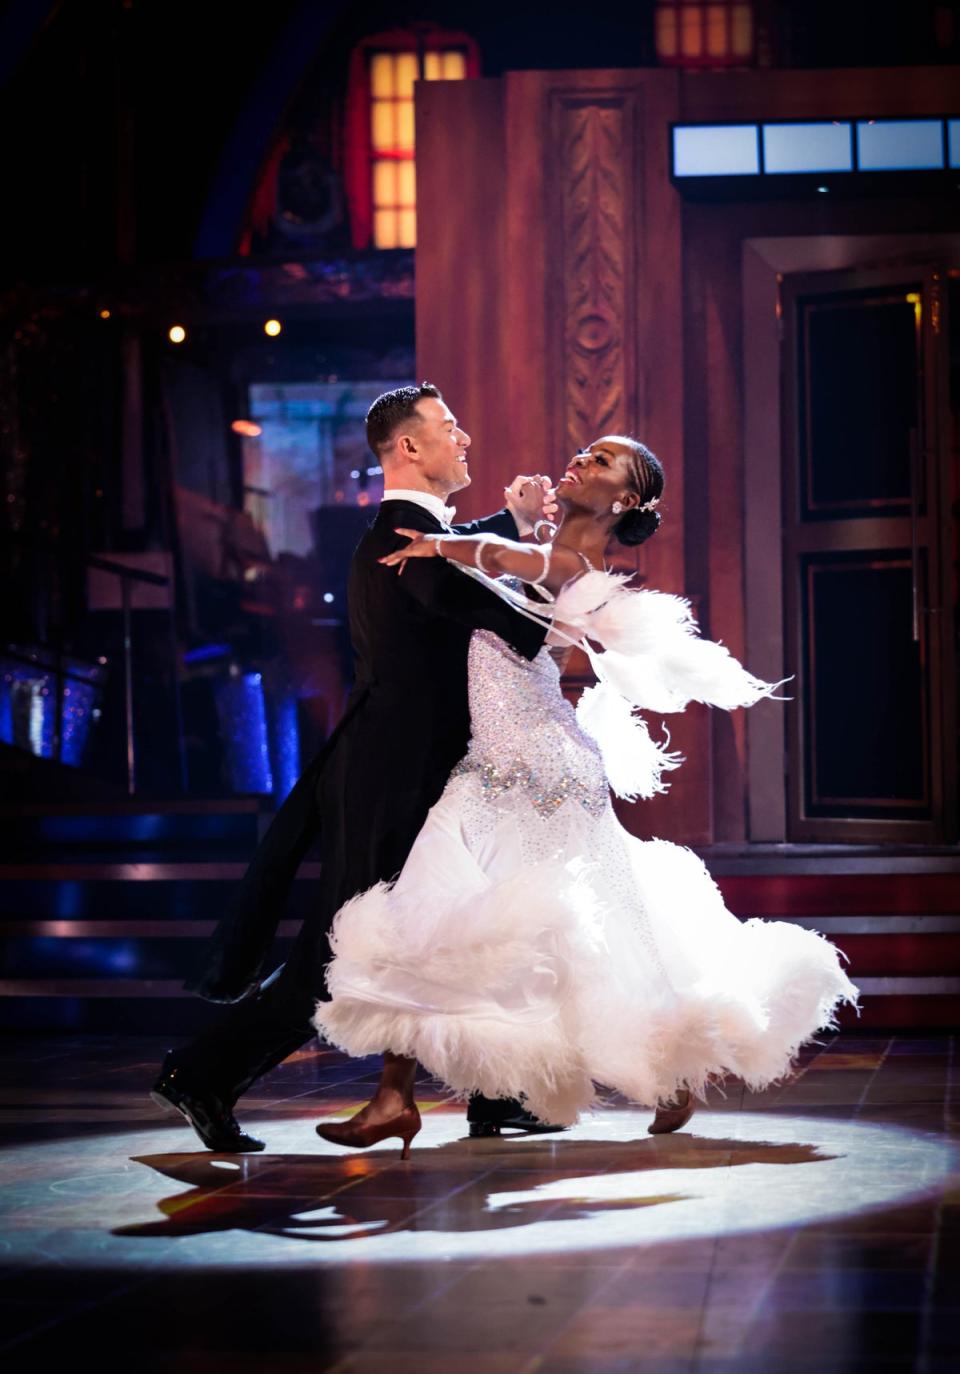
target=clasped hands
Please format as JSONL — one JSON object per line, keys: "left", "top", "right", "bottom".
{"left": 504, "top": 474, "right": 559, "bottom": 536}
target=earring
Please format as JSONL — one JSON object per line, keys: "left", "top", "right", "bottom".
{"left": 611, "top": 501, "right": 623, "bottom": 515}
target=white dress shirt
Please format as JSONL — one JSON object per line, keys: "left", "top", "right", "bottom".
{"left": 380, "top": 488, "right": 456, "bottom": 529}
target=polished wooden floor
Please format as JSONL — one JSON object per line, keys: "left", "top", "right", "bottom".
{"left": 0, "top": 1033, "right": 957, "bottom": 1372}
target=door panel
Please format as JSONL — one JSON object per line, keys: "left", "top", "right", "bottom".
{"left": 782, "top": 266, "right": 952, "bottom": 842}
{"left": 802, "top": 294, "right": 918, "bottom": 515}
{"left": 802, "top": 551, "right": 928, "bottom": 818}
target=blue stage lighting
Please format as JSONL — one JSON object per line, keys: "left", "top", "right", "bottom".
{"left": 268, "top": 690, "right": 301, "bottom": 805}
{"left": 183, "top": 642, "right": 232, "bottom": 665}
{"left": 0, "top": 652, "right": 102, "bottom": 767}
{"left": 214, "top": 671, "right": 274, "bottom": 795}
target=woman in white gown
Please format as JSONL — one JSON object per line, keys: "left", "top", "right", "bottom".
{"left": 312, "top": 437, "right": 858, "bottom": 1157}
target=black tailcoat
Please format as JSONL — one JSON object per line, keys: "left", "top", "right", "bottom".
{"left": 178, "top": 501, "right": 546, "bottom": 1099}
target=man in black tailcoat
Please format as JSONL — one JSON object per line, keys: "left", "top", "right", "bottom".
{"left": 152, "top": 383, "right": 558, "bottom": 1149}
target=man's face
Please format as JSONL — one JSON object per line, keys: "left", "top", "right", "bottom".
{"left": 410, "top": 397, "right": 472, "bottom": 493}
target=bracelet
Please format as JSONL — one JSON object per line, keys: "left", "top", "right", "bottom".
{"left": 533, "top": 519, "right": 558, "bottom": 543}
{"left": 528, "top": 544, "right": 552, "bottom": 586}
{"left": 475, "top": 539, "right": 499, "bottom": 578}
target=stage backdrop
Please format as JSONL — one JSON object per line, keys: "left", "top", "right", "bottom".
{"left": 415, "top": 64, "right": 960, "bottom": 850}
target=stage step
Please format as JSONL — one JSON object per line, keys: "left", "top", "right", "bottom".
{"left": 0, "top": 826, "right": 956, "bottom": 1033}
{"left": 0, "top": 799, "right": 267, "bottom": 860}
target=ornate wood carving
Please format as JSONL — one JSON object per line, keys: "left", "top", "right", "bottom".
{"left": 550, "top": 93, "right": 635, "bottom": 455}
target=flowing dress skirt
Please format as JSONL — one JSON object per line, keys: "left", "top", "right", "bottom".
{"left": 314, "top": 630, "right": 857, "bottom": 1126}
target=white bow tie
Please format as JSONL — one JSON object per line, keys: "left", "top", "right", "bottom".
{"left": 441, "top": 506, "right": 457, "bottom": 526}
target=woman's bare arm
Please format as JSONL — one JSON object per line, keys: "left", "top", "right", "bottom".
{"left": 379, "top": 528, "right": 585, "bottom": 596}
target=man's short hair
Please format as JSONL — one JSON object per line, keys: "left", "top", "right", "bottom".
{"left": 365, "top": 382, "right": 441, "bottom": 458}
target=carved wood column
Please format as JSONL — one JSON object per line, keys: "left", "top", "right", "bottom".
{"left": 548, "top": 92, "right": 636, "bottom": 461}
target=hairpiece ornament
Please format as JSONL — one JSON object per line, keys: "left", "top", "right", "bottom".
{"left": 639, "top": 496, "right": 660, "bottom": 513}
{"left": 611, "top": 501, "right": 623, "bottom": 515}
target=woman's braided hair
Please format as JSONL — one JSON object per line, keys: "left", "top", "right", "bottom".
{"left": 613, "top": 439, "right": 664, "bottom": 547}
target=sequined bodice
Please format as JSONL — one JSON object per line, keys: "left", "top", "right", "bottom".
{"left": 449, "top": 630, "right": 608, "bottom": 819}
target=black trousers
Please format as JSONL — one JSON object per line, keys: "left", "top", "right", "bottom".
{"left": 176, "top": 746, "right": 337, "bottom": 1102}
{"left": 176, "top": 937, "right": 516, "bottom": 1122}
{"left": 175, "top": 934, "right": 324, "bottom": 1103}
{"left": 174, "top": 731, "right": 520, "bottom": 1115}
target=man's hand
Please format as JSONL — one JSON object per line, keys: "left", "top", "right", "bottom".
{"left": 504, "top": 475, "right": 559, "bottom": 537}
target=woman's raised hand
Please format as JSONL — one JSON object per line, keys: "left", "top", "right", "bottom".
{"left": 378, "top": 528, "right": 443, "bottom": 571}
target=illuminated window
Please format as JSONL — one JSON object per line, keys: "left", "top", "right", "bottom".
{"left": 369, "top": 48, "right": 467, "bottom": 249}
{"left": 655, "top": 1, "right": 755, "bottom": 67}
{"left": 344, "top": 30, "right": 479, "bottom": 251}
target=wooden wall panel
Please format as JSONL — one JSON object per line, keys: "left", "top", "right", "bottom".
{"left": 415, "top": 79, "right": 509, "bottom": 517}
{"left": 417, "top": 66, "right": 709, "bottom": 843}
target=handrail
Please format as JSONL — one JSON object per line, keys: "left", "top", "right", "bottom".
{"left": 84, "top": 554, "right": 178, "bottom": 796}
{"left": 85, "top": 555, "right": 170, "bottom": 588}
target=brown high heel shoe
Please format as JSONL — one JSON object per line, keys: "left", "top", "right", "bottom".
{"left": 315, "top": 1103, "right": 422, "bottom": 1160}
{"left": 647, "top": 1089, "right": 695, "bottom": 1135}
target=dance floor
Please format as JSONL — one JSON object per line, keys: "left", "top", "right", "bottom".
{"left": 1, "top": 1033, "right": 957, "bottom": 1371}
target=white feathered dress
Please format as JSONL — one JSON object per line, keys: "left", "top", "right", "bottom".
{"left": 312, "top": 569, "right": 858, "bottom": 1125}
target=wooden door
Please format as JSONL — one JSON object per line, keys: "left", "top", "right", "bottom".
{"left": 781, "top": 265, "right": 955, "bottom": 843}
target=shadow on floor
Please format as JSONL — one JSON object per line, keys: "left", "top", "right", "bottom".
{"left": 116, "top": 1133, "right": 836, "bottom": 1242}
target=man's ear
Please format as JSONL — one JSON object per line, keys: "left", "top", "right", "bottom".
{"left": 397, "top": 432, "right": 419, "bottom": 460}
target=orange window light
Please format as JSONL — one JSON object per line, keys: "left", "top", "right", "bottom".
{"left": 370, "top": 48, "right": 467, "bottom": 249}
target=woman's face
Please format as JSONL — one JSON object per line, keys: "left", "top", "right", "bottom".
{"left": 556, "top": 436, "right": 638, "bottom": 516}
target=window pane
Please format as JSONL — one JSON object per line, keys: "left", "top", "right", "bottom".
{"left": 369, "top": 46, "right": 466, "bottom": 250}
{"left": 655, "top": 8, "right": 678, "bottom": 57}
{"left": 673, "top": 124, "right": 760, "bottom": 176}
{"left": 803, "top": 295, "right": 917, "bottom": 512}
{"left": 763, "top": 122, "right": 853, "bottom": 174}
{"left": 706, "top": 5, "right": 728, "bottom": 56}
{"left": 396, "top": 99, "right": 415, "bottom": 152}
{"left": 731, "top": 3, "right": 753, "bottom": 57}
{"left": 395, "top": 52, "right": 418, "bottom": 99}
{"left": 805, "top": 556, "right": 925, "bottom": 810}
{"left": 397, "top": 208, "right": 417, "bottom": 249}
{"left": 949, "top": 119, "right": 960, "bottom": 168}
{"left": 680, "top": 4, "right": 703, "bottom": 57}
{"left": 442, "top": 51, "right": 466, "bottom": 79}
{"left": 370, "top": 53, "right": 394, "bottom": 98}
{"left": 857, "top": 119, "right": 944, "bottom": 171}
{"left": 373, "top": 160, "right": 398, "bottom": 208}
{"left": 397, "top": 160, "right": 416, "bottom": 208}
{"left": 373, "top": 209, "right": 398, "bottom": 249}
{"left": 371, "top": 101, "right": 395, "bottom": 153}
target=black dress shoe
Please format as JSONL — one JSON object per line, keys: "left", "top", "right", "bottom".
{"left": 150, "top": 1054, "right": 265, "bottom": 1153}
{"left": 466, "top": 1094, "right": 566, "bottom": 1137}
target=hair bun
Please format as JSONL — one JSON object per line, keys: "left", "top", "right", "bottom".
{"left": 614, "top": 507, "right": 660, "bottom": 547}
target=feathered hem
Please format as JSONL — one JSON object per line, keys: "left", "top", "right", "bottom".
{"left": 311, "top": 829, "right": 858, "bottom": 1126}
